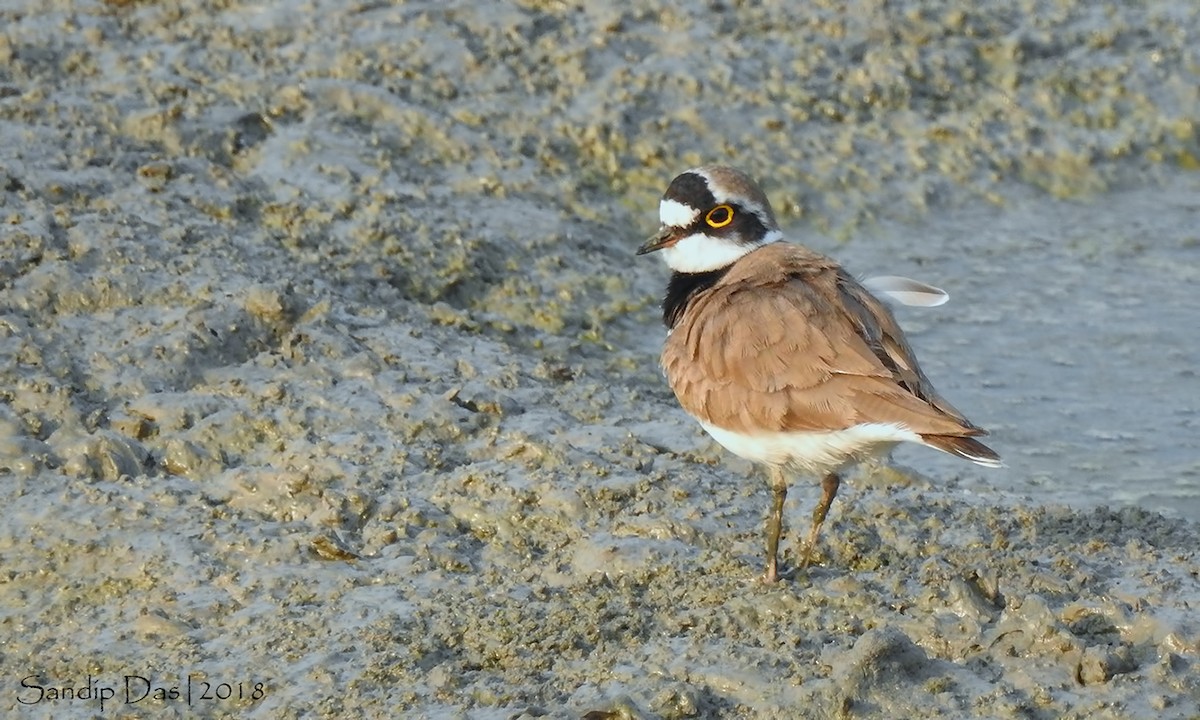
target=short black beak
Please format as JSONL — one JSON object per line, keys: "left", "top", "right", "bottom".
{"left": 637, "top": 226, "right": 680, "bottom": 255}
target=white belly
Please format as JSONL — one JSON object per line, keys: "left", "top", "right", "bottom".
{"left": 699, "top": 421, "right": 920, "bottom": 475}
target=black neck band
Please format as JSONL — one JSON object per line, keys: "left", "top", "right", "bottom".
{"left": 662, "top": 268, "right": 728, "bottom": 329}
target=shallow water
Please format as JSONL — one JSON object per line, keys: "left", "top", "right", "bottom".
{"left": 820, "top": 177, "right": 1200, "bottom": 520}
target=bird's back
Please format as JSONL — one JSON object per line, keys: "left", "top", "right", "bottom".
{"left": 661, "top": 242, "right": 991, "bottom": 446}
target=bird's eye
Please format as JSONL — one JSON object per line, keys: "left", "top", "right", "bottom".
{"left": 705, "top": 204, "right": 734, "bottom": 228}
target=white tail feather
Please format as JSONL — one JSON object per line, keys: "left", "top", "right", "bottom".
{"left": 862, "top": 275, "right": 950, "bottom": 307}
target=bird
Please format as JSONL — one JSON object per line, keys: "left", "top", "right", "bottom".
{"left": 637, "top": 165, "right": 1001, "bottom": 583}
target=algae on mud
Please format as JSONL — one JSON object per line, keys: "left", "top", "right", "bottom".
{"left": 2, "top": 0, "right": 1200, "bottom": 718}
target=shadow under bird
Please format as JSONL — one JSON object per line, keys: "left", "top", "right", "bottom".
{"left": 637, "top": 165, "right": 1001, "bottom": 583}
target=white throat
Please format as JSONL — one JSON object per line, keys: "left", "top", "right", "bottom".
{"left": 659, "top": 233, "right": 757, "bottom": 273}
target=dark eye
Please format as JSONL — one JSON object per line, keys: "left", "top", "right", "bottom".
{"left": 705, "top": 204, "right": 734, "bottom": 228}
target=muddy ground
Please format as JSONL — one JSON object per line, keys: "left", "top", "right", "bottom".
{"left": 2, "top": 1, "right": 1199, "bottom": 718}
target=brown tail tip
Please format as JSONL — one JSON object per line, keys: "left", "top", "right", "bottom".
{"left": 921, "top": 435, "right": 1003, "bottom": 468}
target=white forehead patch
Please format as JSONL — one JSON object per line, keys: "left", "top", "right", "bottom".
{"left": 659, "top": 198, "right": 699, "bottom": 227}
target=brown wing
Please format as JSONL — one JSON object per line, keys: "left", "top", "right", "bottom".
{"left": 833, "top": 267, "right": 980, "bottom": 429}
{"left": 661, "top": 245, "right": 985, "bottom": 439}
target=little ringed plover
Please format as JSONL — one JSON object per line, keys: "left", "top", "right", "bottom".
{"left": 637, "top": 165, "right": 1001, "bottom": 583}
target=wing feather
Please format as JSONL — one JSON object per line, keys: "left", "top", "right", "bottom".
{"left": 661, "top": 243, "right": 986, "bottom": 438}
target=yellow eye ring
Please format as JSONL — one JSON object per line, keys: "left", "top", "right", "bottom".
{"left": 705, "top": 204, "right": 734, "bottom": 228}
